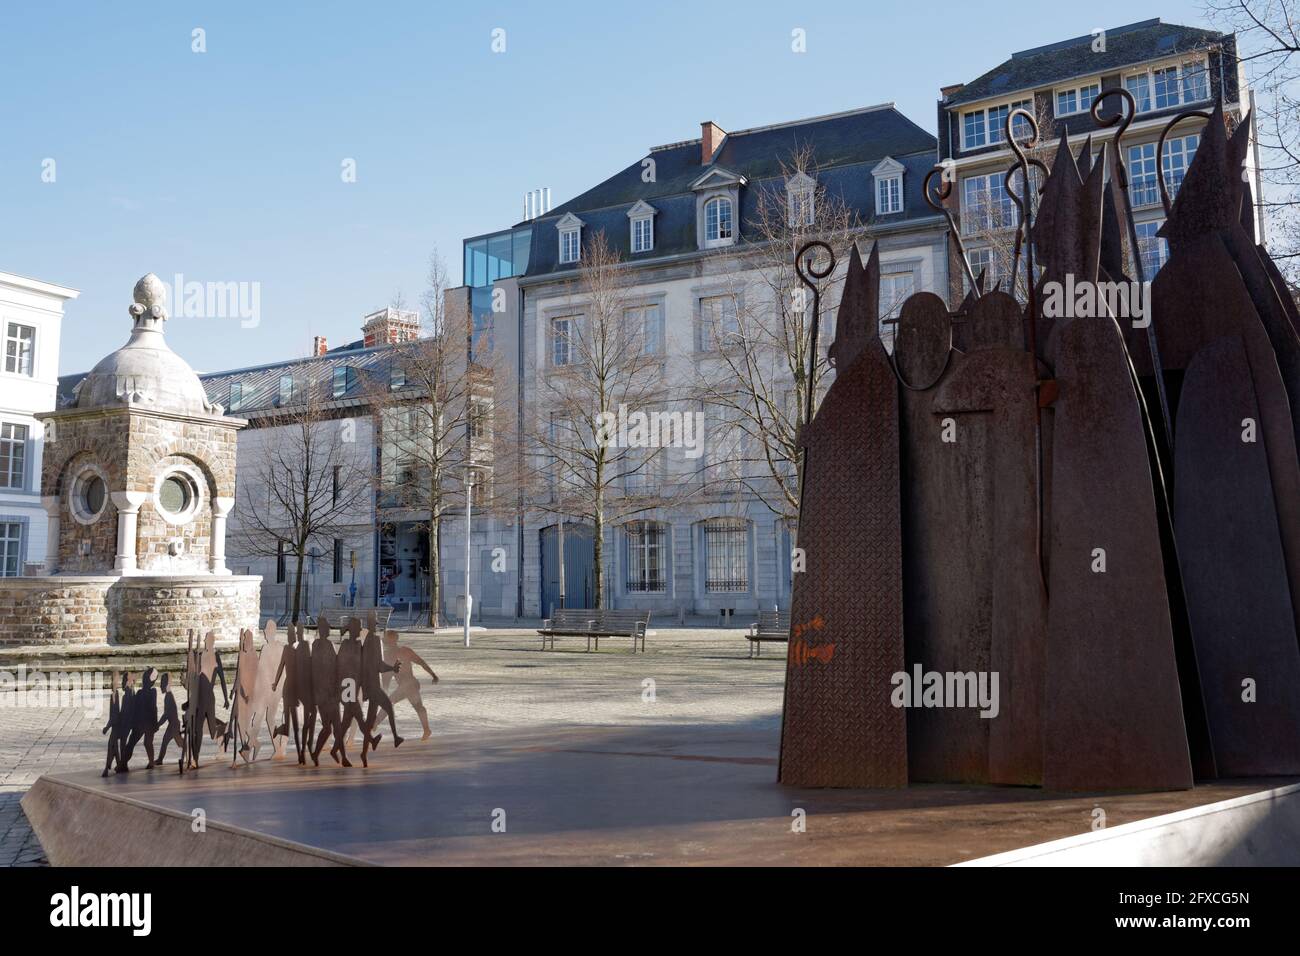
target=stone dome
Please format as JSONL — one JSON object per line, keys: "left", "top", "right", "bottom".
{"left": 74, "top": 274, "right": 218, "bottom": 415}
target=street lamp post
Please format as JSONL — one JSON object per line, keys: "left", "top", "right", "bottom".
{"left": 459, "top": 464, "right": 487, "bottom": 647}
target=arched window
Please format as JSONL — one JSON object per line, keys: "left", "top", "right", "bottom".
{"left": 625, "top": 520, "right": 668, "bottom": 593}
{"left": 704, "top": 196, "right": 733, "bottom": 243}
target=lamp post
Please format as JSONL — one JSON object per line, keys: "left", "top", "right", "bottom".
{"left": 459, "top": 464, "right": 489, "bottom": 647}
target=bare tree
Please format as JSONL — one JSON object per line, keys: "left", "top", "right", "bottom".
{"left": 365, "top": 250, "right": 488, "bottom": 627}
{"left": 520, "top": 231, "right": 683, "bottom": 609}
{"left": 1205, "top": 0, "right": 1300, "bottom": 272}
{"left": 229, "top": 367, "right": 371, "bottom": 623}
{"left": 691, "top": 146, "right": 863, "bottom": 523}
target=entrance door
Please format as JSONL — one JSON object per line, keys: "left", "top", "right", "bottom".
{"left": 540, "top": 522, "right": 595, "bottom": 618}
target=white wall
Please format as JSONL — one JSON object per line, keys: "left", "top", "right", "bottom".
{"left": 0, "top": 271, "right": 78, "bottom": 574}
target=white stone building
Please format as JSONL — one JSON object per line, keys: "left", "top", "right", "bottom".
{"left": 0, "top": 270, "right": 78, "bottom": 576}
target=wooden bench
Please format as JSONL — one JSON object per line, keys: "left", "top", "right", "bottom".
{"left": 317, "top": 606, "right": 393, "bottom": 632}
{"left": 746, "top": 609, "right": 790, "bottom": 658}
{"left": 538, "top": 608, "right": 651, "bottom": 653}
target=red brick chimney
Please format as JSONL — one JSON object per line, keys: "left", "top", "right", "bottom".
{"left": 700, "top": 121, "right": 725, "bottom": 165}
{"left": 312, "top": 335, "right": 328, "bottom": 356}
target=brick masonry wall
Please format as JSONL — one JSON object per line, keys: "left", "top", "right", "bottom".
{"left": 0, "top": 576, "right": 261, "bottom": 646}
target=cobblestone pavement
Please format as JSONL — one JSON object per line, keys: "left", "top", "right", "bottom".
{"left": 0, "top": 627, "right": 784, "bottom": 865}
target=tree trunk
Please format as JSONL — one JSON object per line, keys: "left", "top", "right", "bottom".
{"left": 291, "top": 546, "right": 307, "bottom": 623}
{"left": 427, "top": 515, "right": 440, "bottom": 629}
{"left": 593, "top": 485, "right": 605, "bottom": 610}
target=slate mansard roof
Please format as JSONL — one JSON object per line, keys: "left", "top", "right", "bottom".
{"left": 60, "top": 342, "right": 402, "bottom": 418}
{"left": 519, "top": 104, "right": 941, "bottom": 278}
{"left": 944, "top": 18, "right": 1227, "bottom": 108}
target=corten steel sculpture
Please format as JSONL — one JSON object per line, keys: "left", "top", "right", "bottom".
{"left": 243, "top": 620, "right": 286, "bottom": 763}
{"left": 779, "top": 96, "right": 1300, "bottom": 791}
{"left": 360, "top": 614, "right": 404, "bottom": 753}
{"left": 310, "top": 618, "right": 349, "bottom": 767}
{"left": 382, "top": 629, "right": 439, "bottom": 740}
{"left": 123, "top": 668, "right": 160, "bottom": 770}
{"left": 101, "top": 672, "right": 126, "bottom": 777}
{"left": 336, "top": 617, "right": 381, "bottom": 767}
{"left": 155, "top": 672, "right": 184, "bottom": 766}
{"left": 275, "top": 624, "right": 308, "bottom": 763}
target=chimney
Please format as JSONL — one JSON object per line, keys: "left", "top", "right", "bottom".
{"left": 700, "top": 121, "right": 725, "bottom": 165}
{"left": 312, "top": 335, "right": 328, "bottom": 357}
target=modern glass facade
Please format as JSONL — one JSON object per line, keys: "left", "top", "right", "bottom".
{"left": 463, "top": 227, "right": 531, "bottom": 357}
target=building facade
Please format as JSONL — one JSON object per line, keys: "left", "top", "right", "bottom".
{"left": 468, "top": 104, "right": 950, "bottom": 619}
{"left": 938, "top": 18, "right": 1252, "bottom": 293}
{"left": 0, "top": 270, "right": 78, "bottom": 576}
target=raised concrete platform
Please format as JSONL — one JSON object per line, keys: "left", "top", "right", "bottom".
{"left": 22, "top": 721, "right": 1298, "bottom": 866}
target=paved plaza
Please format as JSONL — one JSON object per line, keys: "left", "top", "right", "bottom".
{"left": 1, "top": 626, "right": 784, "bottom": 866}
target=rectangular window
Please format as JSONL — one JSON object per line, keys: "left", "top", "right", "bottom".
{"left": 704, "top": 520, "right": 748, "bottom": 593}
{"left": 0, "top": 521, "right": 21, "bottom": 576}
{"left": 624, "top": 444, "right": 666, "bottom": 494}
{"left": 275, "top": 541, "right": 286, "bottom": 583}
{"left": 789, "top": 188, "right": 815, "bottom": 226}
{"left": 962, "top": 172, "right": 1014, "bottom": 235}
{"left": 876, "top": 175, "right": 902, "bottom": 214}
{"left": 332, "top": 464, "right": 341, "bottom": 504}
{"left": 624, "top": 304, "right": 663, "bottom": 355}
{"left": 632, "top": 216, "right": 654, "bottom": 253}
{"left": 332, "top": 538, "right": 343, "bottom": 584}
{"left": 963, "top": 110, "right": 986, "bottom": 149}
{"left": 879, "top": 270, "right": 916, "bottom": 351}
{"left": 551, "top": 316, "right": 576, "bottom": 366}
{"left": 1127, "top": 134, "right": 1200, "bottom": 208}
{"left": 332, "top": 366, "right": 355, "bottom": 397}
{"left": 4, "top": 323, "right": 35, "bottom": 376}
{"left": 278, "top": 374, "right": 294, "bottom": 405}
{"left": 1128, "top": 60, "right": 1209, "bottom": 113}
{"left": 1055, "top": 83, "right": 1099, "bottom": 116}
{"left": 229, "top": 382, "right": 244, "bottom": 411}
{"left": 468, "top": 399, "right": 490, "bottom": 441}
{"left": 1135, "top": 220, "right": 1169, "bottom": 276}
{"left": 390, "top": 365, "right": 406, "bottom": 390}
{"left": 559, "top": 229, "right": 580, "bottom": 264}
{"left": 0, "top": 423, "right": 28, "bottom": 490}
{"left": 626, "top": 522, "right": 667, "bottom": 592}
{"left": 697, "top": 295, "right": 738, "bottom": 351}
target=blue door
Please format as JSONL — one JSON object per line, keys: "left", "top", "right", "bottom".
{"left": 540, "top": 522, "right": 595, "bottom": 617}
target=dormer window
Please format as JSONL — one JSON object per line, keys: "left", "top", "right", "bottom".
{"left": 278, "top": 374, "right": 294, "bottom": 406}
{"left": 786, "top": 172, "right": 815, "bottom": 227}
{"left": 690, "top": 166, "right": 746, "bottom": 250}
{"left": 1125, "top": 58, "right": 1210, "bottom": 113}
{"left": 332, "top": 365, "right": 357, "bottom": 398}
{"left": 628, "top": 200, "right": 656, "bottom": 254}
{"left": 556, "top": 212, "right": 584, "bottom": 264}
{"left": 872, "top": 157, "right": 905, "bottom": 215}
{"left": 229, "top": 381, "right": 244, "bottom": 411}
{"left": 704, "top": 197, "right": 733, "bottom": 244}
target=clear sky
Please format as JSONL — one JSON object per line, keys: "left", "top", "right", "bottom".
{"left": 0, "top": 0, "right": 1212, "bottom": 376}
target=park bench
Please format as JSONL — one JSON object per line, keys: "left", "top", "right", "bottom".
{"left": 746, "top": 609, "right": 790, "bottom": 658}
{"left": 538, "top": 608, "right": 651, "bottom": 653}
{"left": 317, "top": 606, "right": 393, "bottom": 632}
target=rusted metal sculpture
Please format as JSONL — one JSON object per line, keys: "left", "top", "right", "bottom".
{"left": 779, "top": 97, "right": 1300, "bottom": 791}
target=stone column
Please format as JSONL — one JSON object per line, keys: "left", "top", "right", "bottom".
{"left": 40, "top": 495, "right": 60, "bottom": 573}
{"left": 110, "top": 490, "right": 149, "bottom": 574}
{"left": 210, "top": 496, "right": 234, "bottom": 575}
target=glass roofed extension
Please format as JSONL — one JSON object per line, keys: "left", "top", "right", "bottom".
{"left": 463, "top": 227, "right": 531, "bottom": 356}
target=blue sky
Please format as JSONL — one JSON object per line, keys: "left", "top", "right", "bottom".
{"left": 0, "top": 0, "right": 1210, "bottom": 376}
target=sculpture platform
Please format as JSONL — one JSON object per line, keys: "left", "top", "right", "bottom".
{"left": 22, "top": 721, "right": 1299, "bottom": 866}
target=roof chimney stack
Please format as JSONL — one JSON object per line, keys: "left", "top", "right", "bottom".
{"left": 700, "top": 121, "right": 726, "bottom": 165}
{"left": 312, "top": 335, "right": 328, "bottom": 357}
{"left": 523, "top": 188, "right": 552, "bottom": 221}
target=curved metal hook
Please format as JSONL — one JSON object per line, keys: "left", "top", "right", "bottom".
{"left": 925, "top": 166, "right": 980, "bottom": 298}
{"left": 1090, "top": 87, "right": 1136, "bottom": 189}
{"left": 1005, "top": 107, "right": 1041, "bottom": 173}
{"left": 794, "top": 240, "right": 835, "bottom": 425}
{"left": 1156, "top": 108, "right": 1213, "bottom": 215}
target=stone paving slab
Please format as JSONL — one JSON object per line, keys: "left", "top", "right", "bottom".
{"left": 1, "top": 627, "right": 780, "bottom": 865}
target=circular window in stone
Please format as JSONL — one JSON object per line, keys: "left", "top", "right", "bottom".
{"left": 155, "top": 471, "right": 200, "bottom": 524}
{"left": 71, "top": 471, "right": 108, "bottom": 523}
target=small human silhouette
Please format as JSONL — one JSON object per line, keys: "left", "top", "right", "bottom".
{"left": 155, "top": 672, "right": 184, "bottom": 765}
{"left": 101, "top": 671, "right": 126, "bottom": 777}
{"left": 310, "top": 619, "right": 348, "bottom": 767}
{"left": 123, "top": 668, "right": 159, "bottom": 769}
{"left": 381, "top": 629, "right": 439, "bottom": 739}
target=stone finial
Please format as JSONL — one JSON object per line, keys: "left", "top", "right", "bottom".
{"left": 128, "top": 273, "right": 169, "bottom": 325}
